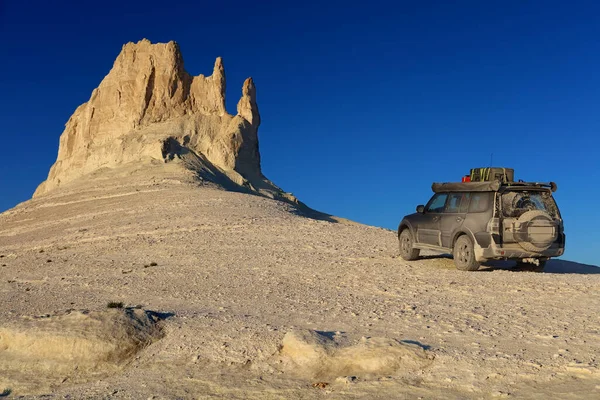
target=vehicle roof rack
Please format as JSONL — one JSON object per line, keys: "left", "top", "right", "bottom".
{"left": 501, "top": 181, "right": 557, "bottom": 192}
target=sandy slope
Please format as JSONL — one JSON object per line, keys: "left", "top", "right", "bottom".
{"left": 0, "top": 165, "right": 599, "bottom": 399}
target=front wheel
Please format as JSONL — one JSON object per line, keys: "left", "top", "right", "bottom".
{"left": 453, "top": 235, "right": 480, "bottom": 271}
{"left": 399, "top": 229, "right": 420, "bottom": 261}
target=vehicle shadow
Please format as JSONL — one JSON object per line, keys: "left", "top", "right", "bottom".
{"left": 483, "top": 259, "right": 600, "bottom": 275}
{"left": 417, "top": 254, "right": 600, "bottom": 274}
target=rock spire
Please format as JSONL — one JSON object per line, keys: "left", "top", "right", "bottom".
{"left": 34, "top": 39, "right": 266, "bottom": 197}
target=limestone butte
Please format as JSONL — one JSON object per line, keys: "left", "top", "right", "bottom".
{"left": 34, "top": 39, "right": 273, "bottom": 197}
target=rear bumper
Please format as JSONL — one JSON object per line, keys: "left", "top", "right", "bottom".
{"left": 473, "top": 233, "right": 565, "bottom": 261}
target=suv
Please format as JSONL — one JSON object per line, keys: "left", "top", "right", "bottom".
{"left": 397, "top": 176, "right": 565, "bottom": 271}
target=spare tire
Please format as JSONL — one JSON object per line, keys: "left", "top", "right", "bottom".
{"left": 514, "top": 210, "right": 558, "bottom": 252}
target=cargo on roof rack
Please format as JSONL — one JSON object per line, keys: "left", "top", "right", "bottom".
{"left": 470, "top": 167, "right": 514, "bottom": 183}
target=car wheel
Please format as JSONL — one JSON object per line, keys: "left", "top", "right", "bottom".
{"left": 399, "top": 229, "right": 420, "bottom": 261}
{"left": 515, "top": 259, "right": 546, "bottom": 272}
{"left": 453, "top": 235, "right": 480, "bottom": 271}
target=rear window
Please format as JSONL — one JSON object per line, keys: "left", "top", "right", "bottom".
{"left": 445, "top": 193, "right": 463, "bottom": 213}
{"left": 445, "top": 193, "right": 471, "bottom": 213}
{"left": 502, "top": 190, "right": 559, "bottom": 218}
{"left": 468, "top": 192, "right": 491, "bottom": 213}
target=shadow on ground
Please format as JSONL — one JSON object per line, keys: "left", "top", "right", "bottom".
{"left": 417, "top": 254, "right": 599, "bottom": 274}
{"left": 178, "top": 146, "right": 340, "bottom": 224}
{"left": 486, "top": 259, "right": 600, "bottom": 275}
{"left": 400, "top": 340, "right": 432, "bottom": 350}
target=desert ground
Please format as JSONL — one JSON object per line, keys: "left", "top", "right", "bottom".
{"left": 1, "top": 163, "right": 599, "bottom": 399}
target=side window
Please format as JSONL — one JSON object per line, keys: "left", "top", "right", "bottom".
{"left": 459, "top": 193, "right": 471, "bottom": 213}
{"left": 445, "top": 193, "right": 463, "bottom": 213}
{"left": 468, "top": 192, "right": 491, "bottom": 213}
{"left": 426, "top": 193, "right": 448, "bottom": 213}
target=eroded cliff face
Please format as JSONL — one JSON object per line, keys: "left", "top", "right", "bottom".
{"left": 34, "top": 39, "right": 266, "bottom": 197}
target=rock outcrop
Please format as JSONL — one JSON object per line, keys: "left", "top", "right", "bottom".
{"left": 34, "top": 39, "right": 275, "bottom": 197}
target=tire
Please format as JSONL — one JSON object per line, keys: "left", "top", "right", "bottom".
{"left": 515, "top": 210, "right": 557, "bottom": 252}
{"left": 453, "top": 235, "right": 480, "bottom": 271}
{"left": 399, "top": 229, "right": 420, "bottom": 261}
{"left": 515, "top": 259, "right": 546, "bottom": 272}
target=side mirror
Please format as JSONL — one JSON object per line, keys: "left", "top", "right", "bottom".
{"left": 416, "top": 205, "right": 425, "bottom": 213}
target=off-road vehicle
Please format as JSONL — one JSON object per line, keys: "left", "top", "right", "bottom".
{"left": 397, "top": 167, "right": 565, "bottom": 271}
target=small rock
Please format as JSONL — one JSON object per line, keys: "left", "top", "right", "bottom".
{"left": 312, "top": 382, "right": 329, "bottom": 389}
{"left": 336, "top": 376, "right": 357, "bottom": 384}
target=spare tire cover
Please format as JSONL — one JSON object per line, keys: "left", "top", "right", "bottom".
{"left": 514, "top": 210, "right": 558, "bottom": 252}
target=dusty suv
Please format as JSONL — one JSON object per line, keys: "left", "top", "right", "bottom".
{"left": 397, "top": 180, "right": 565, "bottom": 271}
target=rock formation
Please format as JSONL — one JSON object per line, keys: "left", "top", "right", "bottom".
{"left": 34, "top": 39, "right": 279, "bottom": 198}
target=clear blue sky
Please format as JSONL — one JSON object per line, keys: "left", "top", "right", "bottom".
{"left": 0, "top": 1, "right": 598, "bottom": 266}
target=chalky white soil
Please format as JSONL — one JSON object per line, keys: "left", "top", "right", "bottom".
{"left": 1, "top": 164, "right": 598, "bottom": 399}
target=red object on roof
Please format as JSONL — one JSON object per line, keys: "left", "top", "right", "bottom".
{"left": 461, "top": 175, "right": 471, "bottom": 182}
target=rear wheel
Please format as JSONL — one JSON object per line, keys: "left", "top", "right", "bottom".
{"left": 399, "top": 229, "right": 420, "bottom": 261}
{"left": 453, "top": 235, "right": 480, "bottom": 271}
